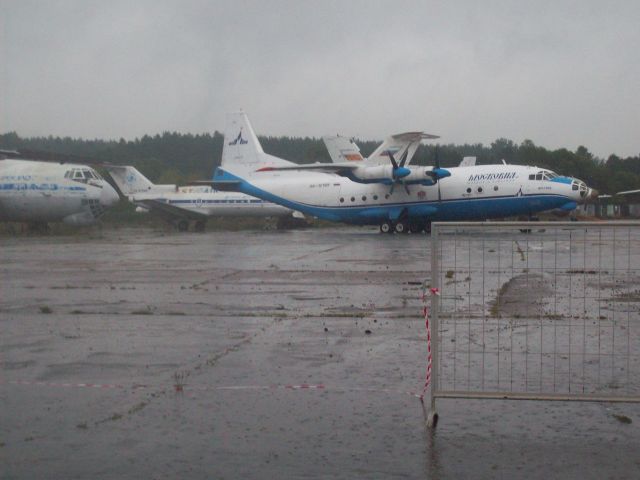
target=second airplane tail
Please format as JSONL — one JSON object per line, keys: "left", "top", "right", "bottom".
{"left": 105, "top": 165, "right": 175, "bottom": 196}
{"left": 221, "top": 112, "right": 293, "bottom": 174}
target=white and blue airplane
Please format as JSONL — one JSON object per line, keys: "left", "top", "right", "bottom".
{"left": 212, "top": 112, "right": 598, "bottom": 233}
{"left": 105, "top": 165, "right": 294, "bottom": 232}
{"left": 0, "top": 151, "right": 119, "bottom": 229}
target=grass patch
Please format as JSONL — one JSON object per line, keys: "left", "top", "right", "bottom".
{"left": 613, "top": 414, "right": 632, "bottom": 424}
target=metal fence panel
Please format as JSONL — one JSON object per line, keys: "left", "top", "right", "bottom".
{"left": 428, "top": 221, "right": 640, "bottom": 420}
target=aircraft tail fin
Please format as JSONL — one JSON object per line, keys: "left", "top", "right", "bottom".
{"left": 322, "top": 135, "right": 364, "bottom": 163}
{"left": 221, "top": 112, "right": 293, "bottom": 174}
{"left": 105, "top": 165, "right": 168, "bottom": 196}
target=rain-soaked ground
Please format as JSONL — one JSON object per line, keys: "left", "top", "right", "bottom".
{"left": 1, "top": 226, "right": 639, "bottom": 479}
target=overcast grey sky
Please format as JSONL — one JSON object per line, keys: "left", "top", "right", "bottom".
{"left": 1, "top": 0, "right": 638, "bottom": 158}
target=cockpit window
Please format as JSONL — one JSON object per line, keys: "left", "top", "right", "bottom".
{"left": 67, "top": 168, "right": 103, "bottom": 182}
{"left": 530, "top": 170, "right": 560, "bottom": 181}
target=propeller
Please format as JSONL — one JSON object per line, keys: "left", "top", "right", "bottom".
{"left": 387, "top": 149, "right": 411, "bottom": 195}
{"left": 425, "top": 146, "right": 451, "bottom": 184}
{"left": 387, "top": 150, "right": 411, "bottom": 179}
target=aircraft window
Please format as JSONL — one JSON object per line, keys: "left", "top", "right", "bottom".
{"left": 478, "top": 187, "right": 483, "bottom": 193}
{"left": 385, "top": 194, "right": 390, "bottom": 199}
{"left": 529, "top": 174, "right": 535, "bottom": 180}
{"left": 544, "top": 172, "right": 558, "bottom": 180}
{"left": 339, "top": 197, "right": 344, "bottom": 203}
{"left": 494, "top": 185, "right": 498, "bottom": 191}
{"left": 373, "top": 195, "right": 378, "bottom": 200}
{"left": 535, "top": 173, "right": 543, "bottom": 181}
{"left": 64, "top": 171, "right": 72, "bottom": 178}
{"left": 572, "top": 184, "right": 578, "bottom": 190}
{"left": 350, "top": 197, "right": 355, "bottom": 202}
{"left": 361, "top": 196, "right": 366, "bottom": 201}
{"left": 82, "top": 170, "right": 93, "bottom": 179}
{"left": 73, "top": 170, "right": 84, "bottom": 179}
{"left": 466, "top": 187, "right": 471, "bottom": 193}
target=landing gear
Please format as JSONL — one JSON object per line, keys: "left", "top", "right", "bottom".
{"left": 380, "top": 221, "right": 393, "bottom": 234}
{"left": 380, "top": 219, "right": 430, "bottom": 234}
{"left": 394, "top": 220, "right": 408, "bottom": 234}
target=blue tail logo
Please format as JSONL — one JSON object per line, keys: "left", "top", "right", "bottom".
{"left": 228, "top": 129, "right": 248, "bottom": 146}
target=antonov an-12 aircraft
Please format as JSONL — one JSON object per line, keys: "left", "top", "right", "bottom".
{"left": 0, "top": 150, "right": 119, "bottom": 230}
{"left": 211, "top": 112, "right": 598, "bottom": 233}
{"left": 106, "top": 165, "right": 293, "bottom": 232}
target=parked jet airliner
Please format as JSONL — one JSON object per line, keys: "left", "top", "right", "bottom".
{"left": 106, "top": 165, "right": 293, "bottom": 231}
{"left": 0, "top": 152, "right": 119, "bottom": 229}
{"left": 212, "top": 113, "right": 598, "bottom": 233}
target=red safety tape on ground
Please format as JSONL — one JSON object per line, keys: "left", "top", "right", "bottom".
{"left": 4, "top": 380, "right": 326, "bottom": 392}
{"left": 419, "top": 286, "right": 439, "bottom": 401}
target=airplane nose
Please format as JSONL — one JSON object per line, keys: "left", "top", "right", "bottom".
{"left": 101, "top": 182, "right": 120, "bottom": 207}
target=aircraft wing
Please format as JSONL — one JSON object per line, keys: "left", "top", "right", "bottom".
{"left": 254, "top": 162, "right": 357, "bottom": 173}
{"left": 136, "top": 199, "right": 207, "bottom": 221}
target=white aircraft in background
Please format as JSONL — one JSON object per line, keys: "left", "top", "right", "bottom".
{"left": 105, "top": 165, "right": 294, "bottom": 232}
{"left": 211, "top": 112, "right": 598, "bottom": 233}
{"left": 0, "top": 150, "right": 119, "bottom": 230}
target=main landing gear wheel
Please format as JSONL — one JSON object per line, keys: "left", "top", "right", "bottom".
{"left": 380, "top": 221, "right": 393, "bottom": 234}
{"left": 394, "top": 221, "right": 408, "bottom": 234}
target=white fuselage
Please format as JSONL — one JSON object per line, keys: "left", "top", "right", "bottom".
{"left": 221, "top": 163, "right": 593, "bottom": 224}
{"left": 129, "top": 186, "right": 291, "bottom": 218}
{"left": 0, "top": 159, "right": 119, "bottom": 225}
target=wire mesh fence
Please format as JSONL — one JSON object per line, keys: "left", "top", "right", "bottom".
{"left": 428, "top": 221, "right": 640, "bottom": 417}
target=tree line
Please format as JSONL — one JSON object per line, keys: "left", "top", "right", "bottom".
{"left": 1, "top": 131, "right": 638, "bottom": 195}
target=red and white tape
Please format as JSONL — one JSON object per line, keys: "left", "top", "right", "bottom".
{"left": 4, "top": 380, "right": 325, "bottom": 392}
{"left": 419, "top": 286, "right": 439, "bottom": 401}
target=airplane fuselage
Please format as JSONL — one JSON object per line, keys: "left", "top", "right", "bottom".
{"left": 217, "top": 163, "right": 591, "bottom": 225}
{"left": 0, "top": 159, "right": 119, "bottom": 225}
{"left": 129, "top": 186, "right": 291, "bottom": 218}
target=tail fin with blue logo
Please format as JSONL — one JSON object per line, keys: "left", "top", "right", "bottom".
{"left": 105, "top": 165, "right": 175, "bottom": 197}
{"left": 221, "top": 112, "right": 293, "bottom": 175}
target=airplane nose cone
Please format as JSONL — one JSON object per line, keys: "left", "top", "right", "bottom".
{"left": 101, "top": 182, "right": 120, "bottom": 207}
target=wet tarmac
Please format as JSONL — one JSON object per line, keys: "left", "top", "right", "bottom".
{"left": 1, "top": 226, "right": 639, "bottom": 479}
